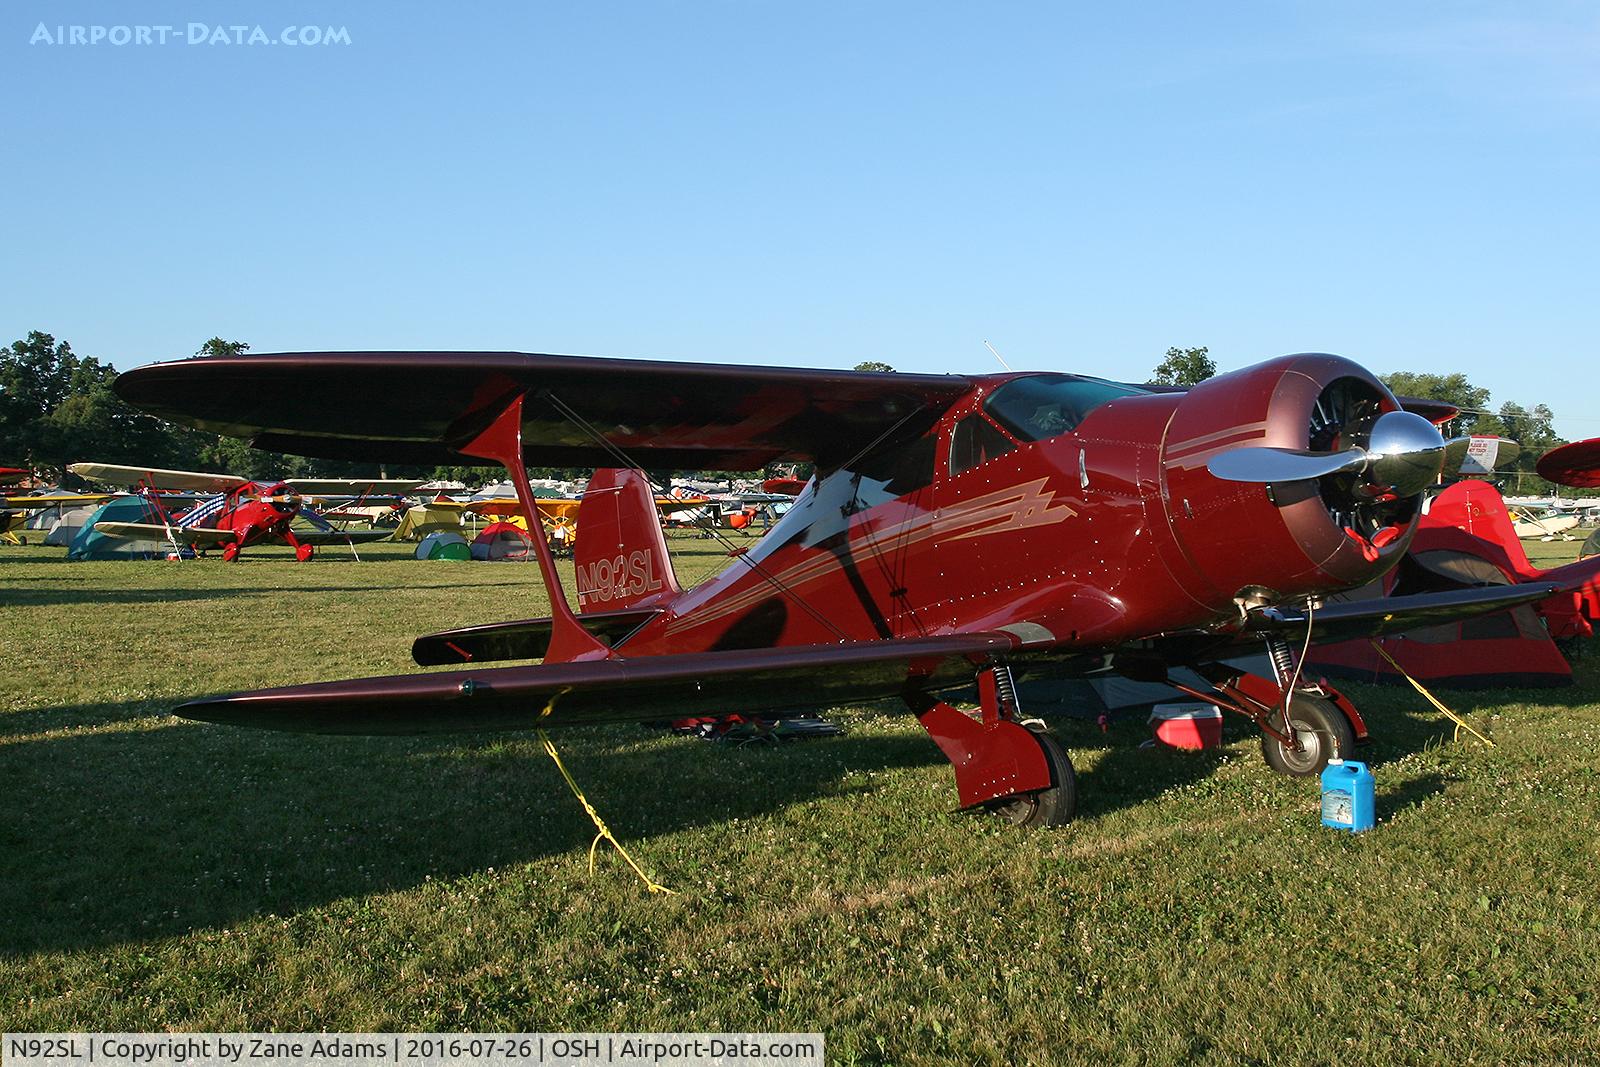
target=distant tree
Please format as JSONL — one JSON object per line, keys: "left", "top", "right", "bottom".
{"left": 196, "top": 337, "right": 250, "bottom": 358}
{"left": 854, "top": 360, "right": 895, "bottom": 373}
{"left": 1150, "top": 347, "right": 1215, "bottom": 387}
{"left": 1380, "top": 371, "right": 1495, "bottom": 438}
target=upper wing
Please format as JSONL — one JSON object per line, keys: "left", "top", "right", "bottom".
{"left": 287, "top": 478, "right": 426, "bottom": 496}
{"left": 174, "top": 632, "right": 1017, "bottom": 734}
{"left": 69, "top": 462, "right": 247, "bottom": 493}
{"left": 5, "top": 492, "right": 115, "bottom": 507}
{"left": 1393, "top": 396, "right": 1460, "bottom": 426}
{"left": 113, "top": 352, "right": 974, "bottom": 472}
{"left": 94, "top": 521, "right": 239, "bottom": 546}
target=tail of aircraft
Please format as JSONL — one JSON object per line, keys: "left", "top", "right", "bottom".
{"left": 574, "top": 468, "right": 681, "bottom": 612}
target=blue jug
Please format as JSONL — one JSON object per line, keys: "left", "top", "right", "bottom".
{"left": 1320, "top": 759, "right": 1375, "bottom": 832}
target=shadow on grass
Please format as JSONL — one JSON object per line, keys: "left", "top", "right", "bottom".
{"left": 0, "top": 581, "right": 519, "bottom": 608}
{"left": 0, "top": 709, "right": 945, "bottom": 956}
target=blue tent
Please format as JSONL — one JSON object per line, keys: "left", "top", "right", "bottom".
{"left": 68, "top": 497, "right": 168, "bottom": 560}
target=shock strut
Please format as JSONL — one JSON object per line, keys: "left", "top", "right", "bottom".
{"left": 992, "top": 664, "right": 1022, "bottom": 717}
{"left": 1265, "top": 636, "right": 1297, "bottom": 688}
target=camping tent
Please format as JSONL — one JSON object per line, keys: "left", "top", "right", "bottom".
{"left": 415, "top": 531, "right": 471, "bottom": 561}
{"left": 395, "top": 504, "right": 464, "bottom": 541}
{"left": 33, "top": 503, "right": 102, "bottom": 546}
{"left": 1309, "top": 480, "right": 1589, "bottom": 688}
{"left": 68, "top": 497, "right": 169, "bottom": 560}
{"left": 471, "top": 522, "right": 532, "bottom": 561}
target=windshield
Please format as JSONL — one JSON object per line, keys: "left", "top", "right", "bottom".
{"left": 983, "top": 374, "right": 1147, "bottom": 442}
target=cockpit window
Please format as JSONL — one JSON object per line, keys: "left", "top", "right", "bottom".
{"left": 949, "top": 415, "right": 1016, "bottom": 476}
{"left": 983, "top": 374, "right": 1147, "bottom": 442}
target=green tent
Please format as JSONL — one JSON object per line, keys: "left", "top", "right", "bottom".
{"left": 68, "top": 497, "right": 169, "bottom": 560}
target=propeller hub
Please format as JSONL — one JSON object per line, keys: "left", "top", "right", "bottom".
{"left": 1363, "top": 410, "right": 1448, "bottom": 499}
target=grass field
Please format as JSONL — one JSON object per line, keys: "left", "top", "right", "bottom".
{"left": 4, "top": 533, "right": 1600, "bottom": 1063}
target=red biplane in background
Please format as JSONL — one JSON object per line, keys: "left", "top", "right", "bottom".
{"left": 68, "top": 463, "right": 422, "bottom": 561}
{"left": 114, "top": 351, "right": 1554, "bottom": 825}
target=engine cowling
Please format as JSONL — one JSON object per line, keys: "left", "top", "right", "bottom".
{"left": 1156, "top": 353, "right": 1435, "bottom": 610}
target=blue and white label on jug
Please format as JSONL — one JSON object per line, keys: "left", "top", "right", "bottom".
{"left": 1322, "top": 789, "right": 1353, "bottom": 827}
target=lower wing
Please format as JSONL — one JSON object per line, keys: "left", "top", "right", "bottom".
{"left": 1242, "top": 584, "right": 1562, "bottom": 643}
{"left": 94, "top": 521, "right": 238, "bottom": 546}
{"left": 290, "top": 528, "right": 394, "bottom": 546}
{"left": 176, "top": 632, "right": 1020, "bottom": 734}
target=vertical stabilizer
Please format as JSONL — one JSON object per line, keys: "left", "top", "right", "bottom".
{"left": 574, "top": 469, "right": 682, "bottom": 612}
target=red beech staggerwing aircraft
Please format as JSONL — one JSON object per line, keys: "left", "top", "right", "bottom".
{"left": 113, "top": 351, "right": 1555, "bottom": 825}
{"left": 68, "top": 463, "right": 421, "bottom": 561}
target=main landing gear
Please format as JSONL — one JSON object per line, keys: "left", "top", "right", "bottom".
{"left": 1178, "top": 654, "right": 1367, "bottom": 778}
{"left": 1259, "top": 692, "right": 1355, "bottom": 776}
{"left": 909, "top": 665, "right": 1077, "bottom": 829}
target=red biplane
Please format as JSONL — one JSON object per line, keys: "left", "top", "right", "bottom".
{"left": 113, "top": 351, "right": 1553, "bottom": 825}
{"left": 68, "top": 463, "right": 421, "bottom": 561}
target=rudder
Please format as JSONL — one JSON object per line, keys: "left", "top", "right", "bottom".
{"left": 574, "top": 468, "right": 681, "bottom": 612}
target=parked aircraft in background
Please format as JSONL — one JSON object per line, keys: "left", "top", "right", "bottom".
{"left": 68, "top": 463, "right": 421, "bottom": 561}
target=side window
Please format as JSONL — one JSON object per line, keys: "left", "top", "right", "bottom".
{"left": 949, "top": 415, "right": 1016, "bottom": 476}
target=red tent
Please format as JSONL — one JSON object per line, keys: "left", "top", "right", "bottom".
{"left": 1311, "top": 480, "right": 1600, "bottom": 688}
{"left": 470, "top": 521, "right": 532, "bottom": 561}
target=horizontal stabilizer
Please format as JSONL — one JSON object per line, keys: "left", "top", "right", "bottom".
{"left": 177, "top": 632, "right": 1019, "bottom": 735}
{"left": 1244, "top": 584, "right": 1560, "bottom": 644}
{"left": 412, "top": 609, "right": 665, "bottom": 665}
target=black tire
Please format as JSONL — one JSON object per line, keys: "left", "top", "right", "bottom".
{"left": 990, "top": 728, "right": 1077, "bottom": 828}
{"left": 1260, "top": 694, "right": 1354, "bottom": 776}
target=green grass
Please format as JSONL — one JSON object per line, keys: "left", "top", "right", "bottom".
{"left": 3, "top": 534, "right": 1600, "bottom": 1064}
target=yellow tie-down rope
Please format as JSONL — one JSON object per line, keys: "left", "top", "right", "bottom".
{"left": 536, "top": 726, "right": 675, "bottom": 895}
{"left": 1368, "top": 640, "right": 1494, "bottom": 747}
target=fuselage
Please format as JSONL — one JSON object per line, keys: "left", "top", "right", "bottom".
{"left": 619, "top": 353, "right": 1418, "bottom": 657}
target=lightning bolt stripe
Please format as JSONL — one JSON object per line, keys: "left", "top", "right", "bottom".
{"left": 665, "top": 478, "right": 1077, "bottom": 635}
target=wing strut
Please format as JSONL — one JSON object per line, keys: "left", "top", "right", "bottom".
{"left": 459, "top": 394, "right": 613, "bottom": 664}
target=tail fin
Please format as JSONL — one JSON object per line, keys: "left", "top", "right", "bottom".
{"left": 574, "top": 468, "right": 681, "bottom": 612}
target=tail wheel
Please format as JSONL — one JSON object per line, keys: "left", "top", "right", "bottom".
{"left": 1260, "top": 694, "right": 1354, "bottom": 776}
{"left": 989, "top": 728, "right": 1077, "bottom": 828}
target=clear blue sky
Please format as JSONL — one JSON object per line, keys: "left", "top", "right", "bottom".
{"left": 4, "top": 1, "right": 1596, "bottom": 439}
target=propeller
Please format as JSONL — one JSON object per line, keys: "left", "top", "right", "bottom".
{"left": 1209, "top": 409, "right": 1471, "bottom": 499}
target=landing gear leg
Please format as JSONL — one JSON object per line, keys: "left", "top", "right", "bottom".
{"left": 282, "top": 529, "right": 315, "bottom": 562}
{"left": 907, "top": 666, "right": 1077, "bottom": 828}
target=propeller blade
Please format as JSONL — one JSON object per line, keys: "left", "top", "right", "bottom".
{"left": 1207, "top": 446, "right": 1365, "bottom": 484}
{"left": 1440, "top": 436, "right": 1473, "bottom": 480}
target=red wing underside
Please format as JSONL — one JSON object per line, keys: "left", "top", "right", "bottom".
{"left": 114, "top": 352, "right": 973, "bottom": 472}
{"left": 1536, "top": 438, "right": 1600, "bottom": 489}
{"left": 177, "top": 633, "right": 1018, "bottom": 735}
